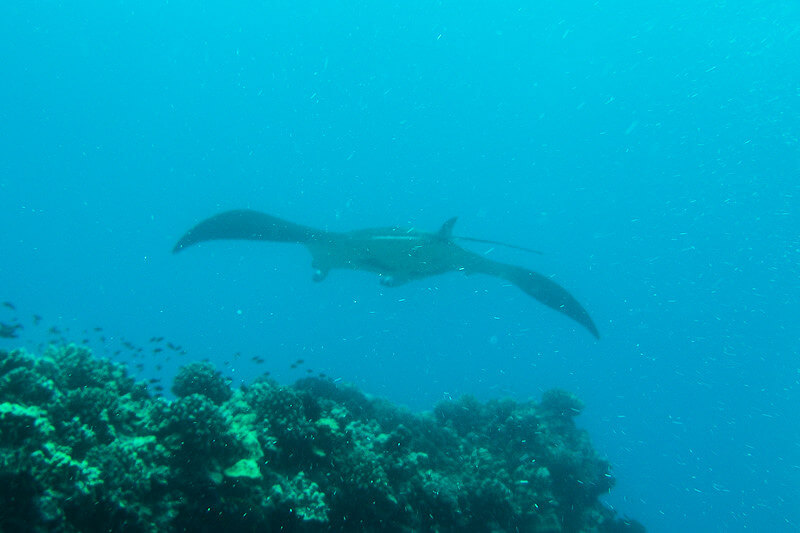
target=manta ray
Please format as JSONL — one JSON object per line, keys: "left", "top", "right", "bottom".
{"left": 173, "top": 210, "right": 599, "bottom": 338}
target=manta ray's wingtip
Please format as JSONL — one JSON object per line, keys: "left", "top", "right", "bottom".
{"left": 571, "top": 304, "right": 600, "bottom": 340}
{"left": 172, "top": 236, "right": 190, "bottom": 254}
{"left": 172, "top": 226, "right": 196, "bottom": 253}
{"left": 569, "top": 311, "right": 599, "bottom": 339}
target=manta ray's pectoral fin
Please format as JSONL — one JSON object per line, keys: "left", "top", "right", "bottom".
{"left": 173, "top": 209, "right": 322, "bottom": 253}
{"left": 467, "top": 256, "right": 600, "bottom": 339}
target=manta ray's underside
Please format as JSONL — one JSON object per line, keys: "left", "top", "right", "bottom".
{"left": 173, "top": 210, "right": 600, "bottom": 338}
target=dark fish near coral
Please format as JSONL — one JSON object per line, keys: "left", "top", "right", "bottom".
{"left": 173, "top": 209, "right": 600, "bottom": 338}
{"left": 0, "top": 322, "right": 22, "bottom": 338}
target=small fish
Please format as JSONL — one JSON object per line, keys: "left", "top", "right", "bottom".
{"left": 0, "top": 322, "right": 22, "bottom": 338}
{"left": 2, "top": 302, "right": 15, "bottom": 310}
{"left": 32, "top": 314, "right": 42, "bottom": 325}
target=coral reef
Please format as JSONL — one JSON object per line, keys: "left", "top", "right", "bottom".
{"left": 0, "top": 344, "right": 645, "bottom": 532}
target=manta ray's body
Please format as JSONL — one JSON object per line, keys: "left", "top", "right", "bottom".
{"left": 173, "top": 210, "right": 599, "bottom": 338}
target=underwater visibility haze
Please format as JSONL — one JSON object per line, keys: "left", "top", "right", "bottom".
{"left": 1, "top": 0, "right": 799, "bottom": 531}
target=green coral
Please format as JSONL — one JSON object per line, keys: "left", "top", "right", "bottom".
{"left": 172, "top": 361, "right": 233, "bottom": 405}
{"left": 224, "top": 458, "right": 261, "bottom": 479}
{"left": 0, "top": 402, "right": 53, "bottom": 444}
{"left": 269, "top": 471, "right": 328, "bottom": 523}
{"left": 0, "top": 345, "right": 644, "bottom": 533}
{"left": 540, "top": 388, "right": 585, "bottom": 418}
{"left": 0, "top": 349, "right": 56, "bottom": 405}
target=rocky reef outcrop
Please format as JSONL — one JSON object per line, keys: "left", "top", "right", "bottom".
{"left": 0, "top": 344, "right": 644, "bottom": 532}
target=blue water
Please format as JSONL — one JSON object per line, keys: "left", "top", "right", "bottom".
{"left": 1, "top": 1, "right": 798, "bottom": 531}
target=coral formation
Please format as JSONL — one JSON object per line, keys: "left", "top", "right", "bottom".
{"left": 171, "top": 362, "right": 233, "bottom": 405}
{"left": 0, "top": 344, "right": 645, "bottom": 532}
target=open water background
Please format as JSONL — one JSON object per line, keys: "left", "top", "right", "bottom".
{"left": 1, "top": 1, "right": 798, "bottom": 531}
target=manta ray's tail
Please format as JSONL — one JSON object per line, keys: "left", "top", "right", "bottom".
{"left": 468, "top": 256, "right": 600, "bottom": 339}
{"left": 173, "top": 209, "right": 323, "bottom": 253}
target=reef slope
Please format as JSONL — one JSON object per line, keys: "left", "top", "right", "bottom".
{"left": 0, "top": 345, "right": 644, "bottom": 532}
